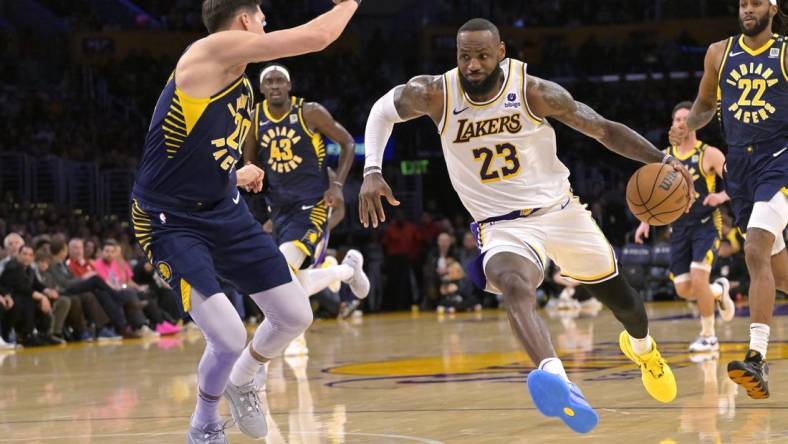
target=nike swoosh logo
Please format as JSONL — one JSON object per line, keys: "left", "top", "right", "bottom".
{"left": 453, "top": 107, "right": 469, "bottom": 115}
{"left": 701, "top": 216, "right": 710, "bottom": 224}
{"left": 301, "top": 205, "right": 315, "bottom": 211}
{"left": 773, "top": 147, "right": 788, "bottom": 158}
{"left": 729, "top": 51, "right": 744, "bottom": 57}
{"left": 232, "top": 192, "right": 240, "bottom": 204}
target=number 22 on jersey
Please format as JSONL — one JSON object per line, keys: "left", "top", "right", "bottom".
{"left": 472, "top": 142, "right": 521, "bottom": 183}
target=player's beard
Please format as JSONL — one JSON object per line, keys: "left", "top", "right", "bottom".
{"left": 738, "top": 13, "right": 771, "bottom": 36}
{"left": 459, "top": 65, "right": 504, "bottom": 98}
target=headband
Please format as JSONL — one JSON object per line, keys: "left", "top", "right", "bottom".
{"left": 771, "top": 0, "right": 777, "bottom": 5}
{"left": 260, "top": 65, "right": 290, "bottom": 83}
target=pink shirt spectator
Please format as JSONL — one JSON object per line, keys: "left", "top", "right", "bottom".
{"left": 94, "top": 259, "right": 133, "bottom": 288}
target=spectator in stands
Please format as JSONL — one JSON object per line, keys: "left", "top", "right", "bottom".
{"left": 0, "top": 285, "right": 18, "bottom": 350}
{"left": 0, "top": 233, "right": 24, "bottom": 275}
{"left": 67, "top": 238, "right": 95, "bottom": 278}
{"left": 382, "top": 210, "right": 422, "bottom": 310}
{"left": 65, "top": 238, "right": 139, "bottom": 339}
{"left": 424, "top": 232, "right": 458, "bottom": 308}
{"left": 32, "top": 249, "right": 73, "bottom": 341}
{"left": 94, "top": 240, "right": 171, "bottom": 336}
{"left": 0, "top": 245, "right": 64, "bottom": 346}
{"left": 41, "top": 237, "right": 120, "bottom": 341}
{"left": 84, "top": 239, "right": 98, "bottom": 261}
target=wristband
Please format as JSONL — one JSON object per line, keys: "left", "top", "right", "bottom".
{"left": 363, "top": 166, "right": 382, "bottom": 177}
{"left": 661, "top": 154, "right": 674, "bottom": 164}
{"left": 333, "top": 181, "right": 344, "bottom": 187}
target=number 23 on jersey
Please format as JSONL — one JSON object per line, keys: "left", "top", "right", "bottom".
{"left": 472, "top": 142, "right": 521, "bottom": 183}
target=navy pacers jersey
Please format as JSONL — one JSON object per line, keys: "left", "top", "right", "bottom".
{"left": 134, "top": 73, "right": 255, "bottom": 204}
{"left": 255, "top": 97, "right": 327, "bottom": 208}
{"left": 718, "top": 34, "right": 788, "bottom": 150}
{"left": 665, "top": 141, "right": 722, "bottom": 230}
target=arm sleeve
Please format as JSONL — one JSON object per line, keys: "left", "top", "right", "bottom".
{"left": 363, "top": 88, "right": 405, "bottom": 171}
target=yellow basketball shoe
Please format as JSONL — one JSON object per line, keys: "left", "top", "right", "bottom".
{"left": 618, "top": 331, "right": 677, "bottom": 403}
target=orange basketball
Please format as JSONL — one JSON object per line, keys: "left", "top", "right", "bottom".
{"left": 626, "top": 163, "right": 690, "bottom": 226}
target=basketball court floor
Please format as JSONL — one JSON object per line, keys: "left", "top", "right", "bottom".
{"left": 1, "top": 301, "right": 786, "bottom": 443}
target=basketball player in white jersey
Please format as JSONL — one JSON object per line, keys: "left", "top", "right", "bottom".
{"left": 360, "top": 19, "right": 693, "bottom": 434}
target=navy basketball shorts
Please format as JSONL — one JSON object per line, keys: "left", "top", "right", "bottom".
{"left": 269, "top": 198, "right": 330, "bottom": 265}
{"left": 669, "top": 219, "right": 721, "bottom": 280}
{"left": 131, "top": 192, "right": 292, "bottom": 313}
{"left": 726, "top": 137, "right": 788, "bottom": 231}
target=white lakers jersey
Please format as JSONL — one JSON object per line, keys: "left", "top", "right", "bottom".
{"left": 437, "top": 58, "right": 571, "bottom": 221}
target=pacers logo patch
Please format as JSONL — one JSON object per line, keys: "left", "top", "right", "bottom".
{"left": 157, "top": 262, "right": 173, "bottom": 281}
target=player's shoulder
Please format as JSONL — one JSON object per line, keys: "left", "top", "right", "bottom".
{"left": 405, "top": 74, "right": 445, "bottom": 92}
{"left": 706, "top": 39, "right": 730, "bottom": 57}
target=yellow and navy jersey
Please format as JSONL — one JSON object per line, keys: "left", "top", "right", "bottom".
{"left": 717, "top": 34, "right": 788, "bottom": 150}
{"left": 665, "top": 141, "right": 721, "bottom": 229}
{"left": 134, "top": 73, "right": 254, "bottom": 205}
{"left": 255, "top": 97, "right": 327, "bottom": 207}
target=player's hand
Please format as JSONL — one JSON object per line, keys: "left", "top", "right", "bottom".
{"left": 236, "top": 164, "right": 264, "bottom": 193}
{"left": 668, "top": 122, "right": 689, "bottom": 146}
{"left": 634, "top": 222, "right": 650, "bottom": 244}
{"left": 323, "top": 183, "right": 344, "bottom": 207}
{"left": 4, "top": 295, "right": 13, "bottom": 310}
{"left": 703, "top": 191, "right": 729, "bottom": 207}
{"left": 359, "top": 172, "right": 400, "bottom": 228}
{"left": 667, "top": 159, "right": 695, "bottom": 212}
{"left": 44, "top": 288, "right": 59, "bottom": 300}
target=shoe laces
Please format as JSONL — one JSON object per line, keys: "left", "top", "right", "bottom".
{"left": 642, "top": 353, "right": 666, "bottom": 379}
{"left": 201, "top": 419, "right": 232, "bottom": 443}
{"left": 237, "top": 384, "right": 262, "bottom": 417}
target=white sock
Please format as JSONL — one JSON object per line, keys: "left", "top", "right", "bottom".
{"left": 710, "top": 283, "right": 723, "bottom": 300}
{"left": 296, "top": 265, "right": 353, "bottom": 296}
{"left": 229, "top": 346, "right": 266, "bottom": 387}
{"left": 629, "top": 332, "right": 653, "bottom": 355}
{"left": 538, "top": 357, "right": 569, "bottom": 382}
{"left": 701, "top": 315, "right": 715, "bottom": 337}
{"left": 749, "top": 323, "right": 770, "bottom": 358}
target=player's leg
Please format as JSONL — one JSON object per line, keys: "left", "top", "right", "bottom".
{"left": 486, "top": 252, "right": 556, "bottom": 366}
{"left": 483, "top": 250, "right": 598, "bottom": 434}
{"left": 187, "top": 288, "right": 247, "bottom": 439}
{"left": 728, "top": 190, "right": 787, "bottom": 398}
{"left": 276, "top": 201, "right": 369, "bottom": 298}
{"left": 131, "top": 199, "right": 237, "bottom": 442}
{"left": 215, "top": 208, "right": 312, "bottom": 438}
{"left": 545, "top": 198, "right": 676, "bottom": 403}
{"left": 280, "top": 241, "right": 361, "bottom": 297}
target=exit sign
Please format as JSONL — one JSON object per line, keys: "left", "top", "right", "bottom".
{"left": 401, "top": 160, "right": 429, "bottom": 175}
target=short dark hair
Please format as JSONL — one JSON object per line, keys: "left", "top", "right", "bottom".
{"left": 202, "top": 0, "right": 261, "bottom": 33}
{"left": 672, "top": 101, "right": 693, "bottom": 119}
{"left": 35, "top": 250, "right": 51, "bottom": 263}
{"left": 457, "top": 18, "right": 500, "bottom": 42}
{"left": 103, "top": 239, "right": 119, "bottom": 249}
{"left": 50, "top": 238, "right": 66, "bottom": 256}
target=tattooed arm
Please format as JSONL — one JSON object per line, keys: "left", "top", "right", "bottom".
{"left": 526, "top": 75, "right": 665, "bottom": 163}
{"left": 526, "top": 75, "right": 694, "bottom": 206}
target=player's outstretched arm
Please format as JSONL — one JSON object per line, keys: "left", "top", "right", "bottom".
{"left": 359, "top": 75, "right": 444, "bottom": 228}
{"left": 526, "top": 74, "right": 695, "bottom": 207}
{"left": 199, "top": 1, "right": 358, "bottom": 67}
{"left": 687, "top": 42, "right": 727, "bottom": 131}
{"left": 303, "top": 103, "right": 354, "bottom": 206}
